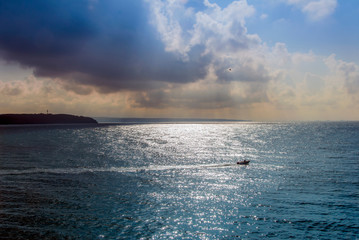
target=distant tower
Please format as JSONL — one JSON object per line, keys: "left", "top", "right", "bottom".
{"left": 47, "top": 109, "right": 48, "bottom": 114}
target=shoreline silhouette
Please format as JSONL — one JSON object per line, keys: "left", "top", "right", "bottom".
{"left": 0, "top": 113, "right": 98, "bottom": 125}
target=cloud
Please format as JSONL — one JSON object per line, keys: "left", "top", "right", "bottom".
{"left": 147, "top": 0, "right": 269, "bottom": 84}
{"left": 0, "top": 74, "right": 132, "bottom": 117}
{"left": 260, "top": 14, "right": 268, "bottom": 20}
{"left": 302, "top": 0, "right": 337, "bottom": 21}
{"left": 0, "top": 83, "right": 22, "bottom": 96}
{"left": 147, "top": 0, "right": 259, "bottom": 57}
{"left": 285, "top": 0, "right": 337, "bottom": 21}
{"left": 0, "top": 0, "right": 208, "bottom": 92}
{"left": 124, "top": 0, "right": 275, "bottom": 109}
{"left": 128, "top": 64, "right": 269, "bottom": 112}
{"left": 0, "top": 0, "right": 272, "bottom": 108}
{"left": 325, "top": 54, "right": 359, "bottom": 94}
{"left": 1, "top": 0, "right": 357, "bottom": 121}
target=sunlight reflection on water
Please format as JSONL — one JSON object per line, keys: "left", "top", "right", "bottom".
{"left": 0, "top": 122, "right": 358, "bottom": 239}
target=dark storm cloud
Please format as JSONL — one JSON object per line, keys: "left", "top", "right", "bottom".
{"left": 0, "top": 0, "right": 208, "bottom": 92}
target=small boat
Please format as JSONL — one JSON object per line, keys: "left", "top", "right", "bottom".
{"left": 237, "top": 160, "right": 250, "bottom": 165}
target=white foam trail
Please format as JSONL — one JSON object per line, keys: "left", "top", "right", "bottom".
{"left": 0, "top": 163, "right": 238, "bottom": 175}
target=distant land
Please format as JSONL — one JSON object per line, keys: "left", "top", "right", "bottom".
{"left": 95, "top": 117, "right": 249, "bottom": 124}
{"left": 0, "top": 114, "right": 98, "bottom": 125}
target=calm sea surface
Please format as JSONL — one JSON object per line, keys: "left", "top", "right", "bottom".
{"left": 0, "top": 122, "right": 358, "bottom": 239}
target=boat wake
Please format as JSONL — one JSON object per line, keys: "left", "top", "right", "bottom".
{"left": 0, "top": 163, "right": 240, "bottom": 176}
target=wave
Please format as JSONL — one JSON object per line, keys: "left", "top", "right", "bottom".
{"left": 0, "top": 163, "right": 239, "bottom": 175}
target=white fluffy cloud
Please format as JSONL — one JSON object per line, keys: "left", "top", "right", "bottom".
{"left": 146, "top": 0, "right": 260, "bottom": 59}
{"left": 126, "top": 1, "right": 270, "bottom": 119}
{"left": 325, "top": 54, "right": 359, "bottom": 94}
{"left": 139, "top": 0, "right": 358, "bottom": 120}
{"left": 146, "top": 0, "right": 269, "bottom": 99}
{"left": 285, "top": 0, "right": 337, "bottom": 21}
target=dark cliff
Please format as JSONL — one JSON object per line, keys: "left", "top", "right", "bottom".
{"left": 0, "top": 114, "right": 98, "bottom": 125}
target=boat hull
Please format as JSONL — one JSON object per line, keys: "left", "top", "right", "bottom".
{"left": 237, "top": 160, "right": 250, "bottom": 165}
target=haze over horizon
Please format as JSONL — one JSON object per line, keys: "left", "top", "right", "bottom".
{"left": 1, "top": 0, "right": 359, "bottom": 121}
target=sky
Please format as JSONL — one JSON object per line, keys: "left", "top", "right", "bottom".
{"left": 0, "top": 0, "right": 359, "bottom": 121}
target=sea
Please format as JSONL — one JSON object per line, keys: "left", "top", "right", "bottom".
{"left": 0, "top": 120, "right": 358, "bottom": 239}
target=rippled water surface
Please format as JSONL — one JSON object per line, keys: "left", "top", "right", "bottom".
{"left": 0, "top": 122, "right": 358, "bottom": 239}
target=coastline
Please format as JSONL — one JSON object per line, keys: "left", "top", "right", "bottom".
{"left": 0, "top": 113, "right": 98, "bottom": 125}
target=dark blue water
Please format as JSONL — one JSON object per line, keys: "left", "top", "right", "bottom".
{"left": 0, "top": 122, "right": 358, "bottom": 239}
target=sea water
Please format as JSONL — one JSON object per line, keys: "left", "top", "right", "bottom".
{"left": 0, "top": 122, "right": 358, "bottom": 239}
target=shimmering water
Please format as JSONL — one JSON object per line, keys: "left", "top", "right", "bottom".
{"left": 0, "top": 122, "right": 358, "bottom": 239}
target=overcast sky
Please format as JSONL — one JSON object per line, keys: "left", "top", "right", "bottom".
{"left": 1, "top": 0, "right": 359, "bottom": 121}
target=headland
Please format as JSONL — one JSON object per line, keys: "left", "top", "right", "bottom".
{"left": 0, "top": 113, "right": 98, "bottom": 125}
